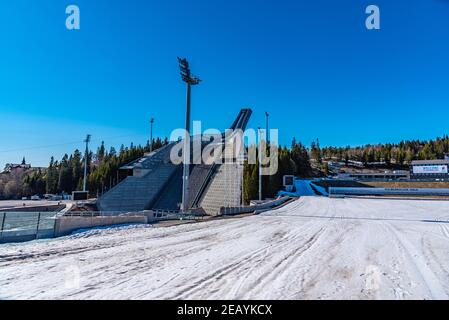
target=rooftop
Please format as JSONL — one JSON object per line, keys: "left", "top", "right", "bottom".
{"left": 411, "top": 159, "right": 449, "bottom": 165}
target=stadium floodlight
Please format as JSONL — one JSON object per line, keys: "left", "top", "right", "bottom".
{"left": 265, "top": 112, "right": 270, "bottom": 144}
{"left": 150, "top": 118, "right": 154, "bottom": 153}
{"left": 178, "top": 57, "right": 201, "bottom": 85}
{"left": 178, "top": 57, "right": 201, "bottom": 213}
{"left": 83, "top": 134, "right": 91, "bottom": 192}
{"left": 258, "top": 127, "right": 262, "bottom": 201}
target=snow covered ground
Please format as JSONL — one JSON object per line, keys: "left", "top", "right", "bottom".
{"left": 1, "top": 197, "right": 449, "bottom": 300}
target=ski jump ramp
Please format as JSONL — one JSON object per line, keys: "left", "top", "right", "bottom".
{"left": 98, "top": 109, "right": 252, "bottom": 215}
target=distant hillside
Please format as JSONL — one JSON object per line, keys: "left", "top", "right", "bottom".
{"left": 0, "top": 138, "right": 168, "bottom": 200}
{"left": 0, "top": 167, "right": 45, "bottom": 200}
{"left": 318, "top": 135, "right": 449, "bottom": 166}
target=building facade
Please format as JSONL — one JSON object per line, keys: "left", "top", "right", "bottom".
{"left": 410, "top": 159, "right": 449, "bottom": 181}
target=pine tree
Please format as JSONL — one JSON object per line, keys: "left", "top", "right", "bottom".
{"left": 97, "top": 141, "right": 106, "bottom": 164}
{"left": 46, "top": 157, "right": 58, "bottom": 194}
{"left": 58, "top": 154, "right": 72, "bottom": 193}
{"left": 71, "top": 150, "right": 83, "bottom": 190}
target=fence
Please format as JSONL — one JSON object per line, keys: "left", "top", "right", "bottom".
{"left": 0, "top": 212, "right": 57, "bottom": 243}
{"left": 62, "top": 211, "right": 126, "bottom": 217}
{"left": 0, "top": 209, "right": 205, "bottom": 244}
{"left": 153, "top": 210, "right": 204, "bottom": 221}
{"left": 328, "top": 187, "right": 449, "bottom": 198}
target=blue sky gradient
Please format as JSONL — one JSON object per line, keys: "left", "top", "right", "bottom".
{"left": 1, "top": 0, "right": 449, "bottom": 168}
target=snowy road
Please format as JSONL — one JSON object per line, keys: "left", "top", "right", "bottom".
{"left": 1, "top": 197, "right": 449, "bottom": 300}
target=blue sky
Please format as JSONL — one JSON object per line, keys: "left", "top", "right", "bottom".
{"left": 1, "top": 0, "right": 449, "bottom": 168}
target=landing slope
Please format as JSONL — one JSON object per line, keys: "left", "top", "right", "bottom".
{"left": 1, "top": 197, "right": 449, "bottom": 300}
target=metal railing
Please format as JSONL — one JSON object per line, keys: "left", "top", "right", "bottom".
{"left": 61, "top": 211, "right": 142, "bottom": 217}
{"left": 0, "top": 207, "right": 206, "bottom": 244}
{"left": 153, "top": 209, "right": 203, "bottom": 221}
{"left": 62, "top": 209, "right": 203, "bottom": 221}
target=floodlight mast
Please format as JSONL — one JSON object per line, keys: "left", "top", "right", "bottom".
{"left": 150, "top": 118, "right": 154, "bottom": 153}
{"left": 258, "top": 127, "right": 262, "bottom": 201}
{"left": 83, "top": 134, "right": 91, "bottom": 192}
{"left": 178, "top": 57, "right": 201, "bottom": 213}
{"left": 265, "top": 112, "right": 270, "bottom": 144}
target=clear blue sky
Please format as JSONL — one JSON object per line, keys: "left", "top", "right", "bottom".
{"left": 1, "top": 0, "right": 449, "bottom": 168}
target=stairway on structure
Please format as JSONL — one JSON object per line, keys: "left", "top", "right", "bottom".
{"left": 97, "top": 144, "right": 179, "bottom": 213}
{"left": 198, "top": 163, "right": 243, "bottom": 216}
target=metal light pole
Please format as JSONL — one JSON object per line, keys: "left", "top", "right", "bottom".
{"left": 265, "top": 112, "right": 269, "bottom": 145}
{"left": 178, "top": 57, "right": 201, "bottom": 213}
{"left": 258, "top": 127, "right": 262, "bottom": 201}
{"left": 83, "top": 134, "right": 91, "bottom": 192}
{"left": 150, "top": 118, "right": 154, "bottom": 152}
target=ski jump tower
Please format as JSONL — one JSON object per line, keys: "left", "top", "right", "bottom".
{"left": 97, "top": 108, "right": 252, "bottom": 216}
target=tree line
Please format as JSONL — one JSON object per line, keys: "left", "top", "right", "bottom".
{"left": 2, "top": 135, "right": 448, "bottom": 201}
{"left": 0, "top": 138, "right": 168, "bottom": 200}
{"left": 1, "top": 136, "right": 312, "bottom": 201}
{"left": 319, "top": 136, "right": 449, "bottom": 167}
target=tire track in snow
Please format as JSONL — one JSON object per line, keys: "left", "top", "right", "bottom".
{"left": 284, "top": 220, "right": 360, "bottom": 300}
{"left": 259, "top": 200, "right": 346, "bottom": 299}
{"left": 384, "top": 222, "right": 448, "bottom": 300}
{"left": 262, "top": 197, "right": 306, "bottom": 216}
{"left": 439, "top": 224, "right": 449, "bottom": 239}
{"left": 167, "top": 245, "right": 277, "bottom": 299}
{"left": 419, "top": 233, "right": 449, "bottom": 297}
{"left": 169, "top": 221, "right": 321, "bottom": 299}
{"left": 242, "top": 226, "right": 326, "bottom": 299}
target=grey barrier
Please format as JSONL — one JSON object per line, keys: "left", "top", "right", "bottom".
{"left": 0, "top": 212, "right": 57, "bottom": 243}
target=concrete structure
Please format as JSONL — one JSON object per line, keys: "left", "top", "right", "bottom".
{"left": 219, "top": 196, "right": 293, "bottom": 215}
{"left": 97, "top": 143, "right": 178, "bottom": 213}
{"left": 199, "top": 162, "right": 243, "bottom": 215}
{"left": 411, "top": 159, "right": 449, "bottom": 181}
{"left": 97, "top": 109, "right": 252, "bottom": 216}
{"left": 54, "top": 215, "right": 150, "bottom": 237}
